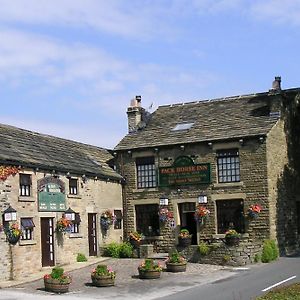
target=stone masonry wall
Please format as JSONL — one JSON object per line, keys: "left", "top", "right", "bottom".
{"left": 0, "top": 168, "right": 122, "bottom": 281}
{"left": 118, "top": 136, "right": 270, "bottom": 258}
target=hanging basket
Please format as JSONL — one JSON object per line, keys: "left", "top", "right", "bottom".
{"left": 178, "top": 236, "right": 192, "bottom": 247}
{"left": 7, "top": 234, "right": 20, "bottom": 245}
{"left": 225, "top": 236, "right": 240, "bottom": 246}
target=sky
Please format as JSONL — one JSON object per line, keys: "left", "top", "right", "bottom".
{"left": 0, "top": 0, "right": 299, "bottom": 149}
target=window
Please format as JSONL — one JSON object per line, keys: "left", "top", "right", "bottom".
{"left": 217, "top": 149, "right": 240, "bottom": 183}
{"left": 172, "top": 122, "right": 194, "bottom": 131}
{"left": 19, "top": 174, "right": 31, "bottom": 196}
{"left": 135, "top": 204, "right": 159, "bottom": 236}
{"left": 70, "top": 213, "right": 81, "bottom": 233}
{"left": 114, "top": 210, "right": 122, "bottom": 229}
{"left": 136, "top": 157, "right": 157, "bottom": 188}
{"left": 69, "top": 178, "right": 78, "bottom": 195}
{"left": 21, "top": 218, "right": 35, "bottom": 240}
{"left": 216, "top": 200, "right": 245, "bottom": 234}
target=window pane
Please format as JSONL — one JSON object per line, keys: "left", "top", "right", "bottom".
{"left": 217, "top": 149, "right": 240, "bottom": 183}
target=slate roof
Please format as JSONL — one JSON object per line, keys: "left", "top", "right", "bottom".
{"left": 0, "top": 124, "right": 122, "bottom": 181}
{"left": 115, "top": 89, "right": 299, "bottom": 151}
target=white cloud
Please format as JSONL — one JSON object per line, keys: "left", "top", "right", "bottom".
{"left": 250, "top": 0, "right": 300, "bottom": 26}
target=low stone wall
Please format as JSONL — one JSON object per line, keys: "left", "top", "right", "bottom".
{"left": 178, "top": 237, "right": 262, "bottom": 266}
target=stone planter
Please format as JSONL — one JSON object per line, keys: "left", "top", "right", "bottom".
{"left": 138, "top": 269, "right": 161, "bottom": 279}
{"left": 166, "top": 262, "right": 187, "bottom": 272}
{"left": 91, "top": 275, "right": 115, "bottom": 287}
{"left": 178, "top": 237, "right": 192, "bottom": 247}
{"left": 225, "top": 236, "right": 240, "bottom": 246}
{"left": 44, "top": 278, "right": 70, "bottom": 293}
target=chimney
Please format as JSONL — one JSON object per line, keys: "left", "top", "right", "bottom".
{"left": 127, "top": 96, "right": 145, "bottom": 133}
{"left": 271, "top": 76, "right": 281, "bottom": 91}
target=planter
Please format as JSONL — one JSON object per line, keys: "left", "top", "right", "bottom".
{"left": 130, "top": 238, "right": 141, "bottom": 249}
{"left": 138, "top": 269, "right": 161, "bottom": 279}
{"left": 178, "top": 237, "right": 191, "bottom": 247}
{"left": 91, "top": 275, "right": 115, "bottom": 287}
{"left": 7, "top": 234, "right": 20, "bottom": 245}
{"left": 44, "top": 278, "right": 70, "bottom": 293}
{"left": 166, "top": 262, "right": 187, "bottom": 273}
{"left": 225, "top": 236, "right": 240, "bottom": 246}
{"left": 248, "top": 211, "right": 259, "bottom": 219}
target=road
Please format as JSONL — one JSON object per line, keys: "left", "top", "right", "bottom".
{"left": 0, "top": 256, "right": 299, "bottom": 300}
{"left": 158, "top": 256, "right": 300, "bottom": 300}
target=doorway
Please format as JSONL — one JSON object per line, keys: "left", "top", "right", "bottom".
{"left": 41, "top": 218, "right": 55, "bottom": 267}
{"left": 179, "top": 202, "right": 197, "bottom": 245}
{"left": 88, "top": 213, "right": 97, "bottom": 256}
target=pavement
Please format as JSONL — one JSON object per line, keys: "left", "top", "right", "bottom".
{"left": 0, "top": 254, "right": 236, "bottom": 300}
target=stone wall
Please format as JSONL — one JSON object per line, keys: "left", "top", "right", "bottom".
{"left": 0, "top": 168, "right": 123, "bottom": 281}
{"left": 118, "top": 136, "right": 271, "bottom": 257}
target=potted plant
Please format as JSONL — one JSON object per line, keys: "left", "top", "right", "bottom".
{"left": 224, "top": 229, "right": 240, "bottom": 246}
{"left": 4, "top": 222, "right": 21, "bottom": 245}
{"left": 138, "top": 258, "right": 162, "bottom": 279}
{"left": 129, "top": 231, "right": 143, "bottom": 249}
{"left": 178, "top": 229, "right": 192, "bottom": 247}
{"left": 56, "top": 217, "right": 72, "bottom": 233}
{"left": 91, "top": 264, "right": 116, "bottom": 287}
{"left": 165, "top": 250, "right": 187, "bottom": 272}
{"left": 100, "top": 209, "right": 114, "bottom": 231}
{"left": 247, "top": 204, "right": 262, "bottom": 219}
{"left": 194, "top": 205, "right": 210, "bottom": 225}
{"left": 44, "top": 267, "right": 71, "bottom": 293}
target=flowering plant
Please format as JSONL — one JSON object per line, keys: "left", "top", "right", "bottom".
{"left": 100, "top": 209, "right": 114, "bottom": 230}
{"left": 56, "top": 217, "right": 72, "bottom": 233}
{"left": 91, "top": 264, "right": 116, "bottom": 279}
{"left": 194, "top": 205, "right": 210, "bottom": 223}
{"left": 129, "top": 231, "right": 143, "bottom": 242}
{"left": 0, "top": 165, "right": 19, "bottom": 181}
{"left": 166, "top": 250, "right": 186, "bottom": 264}
{"left": 158, "top": 207, "right": 173, "bottom": 223}
{"left": 4, "top": 222, "right": 21, "bottom": 239}
{"left": 178, "top": 229, "right": 192, "bottom": 239}
{"left": 138, "top": 259, "right": 162, "bottom": 272}
{"left": 44, "top": 267, "right": 71, "bottom": 284}
{"left": 248, "top": 204, "right": 262, "bottom": 218}
{"left": 225, "top": 229, "right": 240, "bottom": 238}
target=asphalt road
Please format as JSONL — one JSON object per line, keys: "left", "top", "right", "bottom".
{"left": 158, "top": 256, "right": 300, "bottom": 300}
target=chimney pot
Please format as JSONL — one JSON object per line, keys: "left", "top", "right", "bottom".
{"left": 272, "top": 76, "right": 281, "bottom": 90}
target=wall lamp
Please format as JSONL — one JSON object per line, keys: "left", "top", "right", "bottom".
{"left": 3, "top": 206, "right": 17, "bottom": 222}
{"left": 198, "top": 194, "right": 208, "bottom": 204}
{"left": 64, "top": 207, "right": 76, "bottom": 221}
{"left": 159, "top": 195, "right": 169, "bottom": 206}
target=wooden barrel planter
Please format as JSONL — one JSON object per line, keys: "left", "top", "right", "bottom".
{"left": 178, "top": 237, "right": 192, "bottom": 247}
{"left": 91, "top": 275, "right": 115, "bottom": 287}
{"left": 166, "top": 262, "right": 187, "bottom": 273}
{"left": 225, "top": 236, "right": 240, "bottom": 246}
{"left": 138, "top": 269, "right": 161, "bottom": 279}
{"left": 44, "top": 279, "right": 70, "bottom": 293}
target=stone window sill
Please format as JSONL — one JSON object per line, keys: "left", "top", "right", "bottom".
{"left": 18, "top": 196, "right": 35, "bottom": 202}
{"left": 132, "top": 188, "right": 159, "bottom": 193}
{"left": 212, "top": 233, "right": 249, "bottom": 239}
{"left": 69, "top": 233, "right": 83, "bottom": 238}
{"left": 67, "top": 194, "right": 82, "bottom": 199}
{"left": 213, "top": 181, "right": 244, "bottom": 189}
{"left": 19, "top": 240, "right": 37, "bottom": 246}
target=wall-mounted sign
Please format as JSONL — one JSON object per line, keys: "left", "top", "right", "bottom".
{"left": 38, "top": 176, "right": 66, "bottom": 211}
{"left": 159, "top": 156, "right": 211, "bottom": 187}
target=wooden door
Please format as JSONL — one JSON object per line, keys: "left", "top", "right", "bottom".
{"left": 88, "top": 213, "right": 97, "bottom": 256}
{"left": 41, "top": 218, "right": 55, "bottom": 267}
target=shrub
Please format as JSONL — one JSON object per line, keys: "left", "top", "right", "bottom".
{"left": 198, "top": 242, "right": 210, "bottom": 256}
{"left": 261, "top": 240, "right": 279, "bottom": 263}
{"left": 104, "top": 242, "right": 120, "bottom": 258}
{"left": 77, "top": 253, "right": 87, "bottom": 262}
{"left": 254, "top": 253, "right": 261, "bottom": 263}
{"left": 119, "top": 242, "right": 133, "bottom": 258}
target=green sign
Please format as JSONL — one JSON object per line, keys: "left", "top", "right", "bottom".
{"left": 38, "top": 177, "right": 66, "bottom": 211}
{"left": 159, "top": 156, "right": 210, "bottom": 187}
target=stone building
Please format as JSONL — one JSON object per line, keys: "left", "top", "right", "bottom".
{"left": 114, "top": 77, "right": 300, "bottom": 264}
{"left": 0, "top": 124, "right": 123, "bottom": 281}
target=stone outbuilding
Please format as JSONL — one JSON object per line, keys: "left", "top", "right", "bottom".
{"left": 114, "top": 77, "right": 300, "bottom": 264}
{"left": 0, "top": 125, "right": 123, "bottom": 281}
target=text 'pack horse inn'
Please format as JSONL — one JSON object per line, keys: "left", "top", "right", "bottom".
{"left": 0, "top": 128, "right": 123, "bottom": 281}
{"left": 114, "top": 77, "right": 300, "bottom": 265}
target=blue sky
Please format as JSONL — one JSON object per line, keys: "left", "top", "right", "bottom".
{"left": 0, "top": 0, "right": 299, "bottom": 149}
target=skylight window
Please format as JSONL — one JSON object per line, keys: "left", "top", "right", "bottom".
{"left": 172, "top": 122, "right": 194, "bottom": 131}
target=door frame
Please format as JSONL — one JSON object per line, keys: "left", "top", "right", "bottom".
{"left": 41, "top": 217, "right": 55, "bottom": 267}
{"left": 88, "top": 213, "right": 98, "bottom": 256}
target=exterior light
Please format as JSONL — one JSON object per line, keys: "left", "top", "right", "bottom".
{"left": 208, "top": 142, "right": 212, "bottom": 147}
{"left": 159, "top": 196, "right": 169, "bottom": 206}
{"left": 64, "top": 207, "right": 75, "bottom": 221}
{"left": 3, "top": 206, "right": 17, "bottom": 221}
{"left": 239, "top": 139, "right": 244, "bottom": 145}
{"left": 198, "top": 194, "right": 208, "bottom": 204}
{"left": 180, "top": 145, "right": 185, "bottom": 151}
